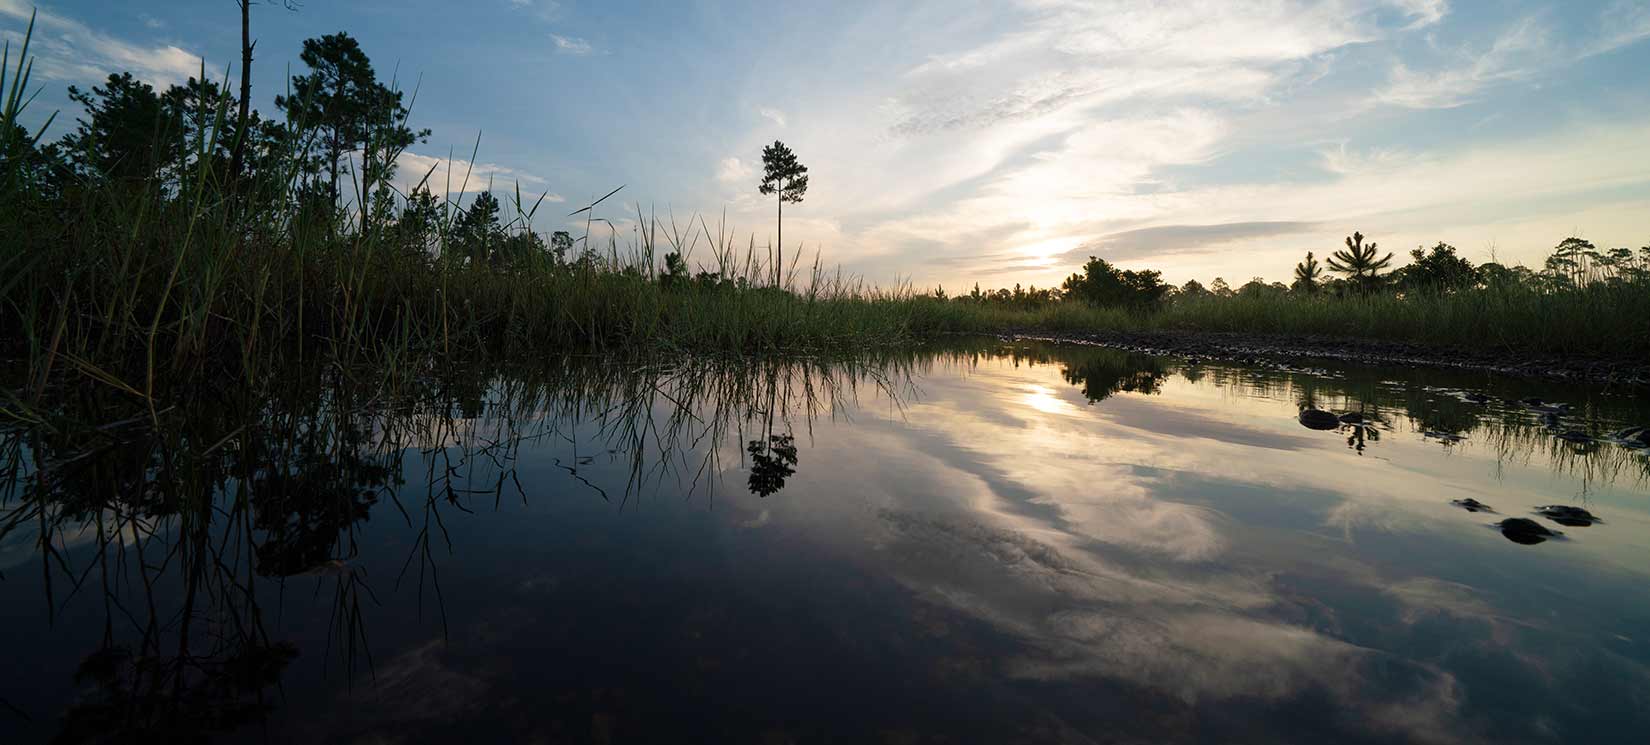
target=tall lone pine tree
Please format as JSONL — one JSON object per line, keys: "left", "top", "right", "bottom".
{"left": 758, "top": 140, "right": 809, "bottom": 287}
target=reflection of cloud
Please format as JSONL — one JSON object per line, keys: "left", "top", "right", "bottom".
{"left": 1016, "top": 611, "right": 1371, "bottom": 701}
{"left": 877, "top": 508, "right": 1466, "bottom": 740}
{"left": 341, "top": 639, "right": 489, "bottom": 724}
{"left": 1385, "top": 577, "right": 1502, "bottom": 625}
{"left": 861, "top": 355, "right": 1505, "bottom": 740}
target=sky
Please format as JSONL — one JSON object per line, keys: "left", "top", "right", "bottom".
{"left": 4, "top": 0, "right": 1649, "bottom": 289}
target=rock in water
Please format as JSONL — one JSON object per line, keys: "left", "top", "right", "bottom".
{"left": 1498, "top": 517, "right": 1560, "bottom": 545}
{"left": 1555, "top": 430, "right": 1593, "bottom": 443}
{"left": 1607, "top": 427, "right": 1650, "bottom": 448}
{"left": 1337, "top": 412, "right": 1365, "bottom": 424}
{"left": 1451, "top": 498, "right": 1493, "bottom": 513}
{"left": 1299, "top": 409, "right": 1341, "bottom": 430}
{"left": 1535, "top": 505, "right": 1601, "bottom": 527}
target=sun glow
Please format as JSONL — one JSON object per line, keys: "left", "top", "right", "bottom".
{"left": 1022, "top": 384, "right": 1080, "bottom": 416}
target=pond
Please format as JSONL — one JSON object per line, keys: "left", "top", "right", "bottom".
{"left": 3, "top": 338, "right": 1649, "bottom": 743}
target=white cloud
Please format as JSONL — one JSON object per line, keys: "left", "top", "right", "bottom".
{"left": 0, "top": 1, "right": 204, "bottom": 88}
{"left": 688, "top": 0, "right": 1650, "bottom": 289}
{"left": 139, "top": 13, "right": 164, "bottom": 30}
{"left": 394, "top": 151, "right": 558, "bottom": 201}
{"left": 549, "top": 33, "right": 593, "bottom": 55}
{"left": 716, "top": 156, "right": 753, "bottom": 184}
{"left": 758, "top": 106, "right": 787, "bottom": 127}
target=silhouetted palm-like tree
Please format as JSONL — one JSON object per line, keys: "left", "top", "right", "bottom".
{"left": 1292, "top": 251, "right": 1322, "bottom": 294}
{"left": 747, "top": 434, "right": 799, "bottom": 497}
{"left": 758, "top": 140, "right": 809, "bottom": 287}
{"left": 1326, "top": 232, "right": 1394, "bottom": 291}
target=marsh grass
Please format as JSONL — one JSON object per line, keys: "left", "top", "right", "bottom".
{"left": 4, "top": 17, "right": 1646, "bottom": 435}
{"left": 0, "top": 27, "right": 950, "bottom": 420}
{"left": 921, "top": 283, "right": 1650, "bottom": 360}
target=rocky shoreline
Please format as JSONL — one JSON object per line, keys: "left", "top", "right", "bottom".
{"left": 998, "top": 329, "right": 1650, "bottom": 387}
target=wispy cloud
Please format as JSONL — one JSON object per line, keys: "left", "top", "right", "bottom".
{"left": 0, "top": 0, "right": 203, "bottom": 87}
{"left": 758, "top": 107, "right": 787, "bottom": 127}
{"left": 549, "top": 33, "right": 593, "bottom": 55}
{"left": 506, "top": 0, "right": 563, "bottom": 23}
{"left": 1063, "top": 222, "right": 1322, "bottom": 263}
{"left": 1391, "top": 0, "right": 1450, "bottom": 30}
{"left": 1585, "top": 0, "right": 1650, "bottom": 58}
{"left": 1377, "top": 15, "right": 1551, "bottom": 109}
{"left": 885, "top": 0, "right": 1443, "bottom": 138}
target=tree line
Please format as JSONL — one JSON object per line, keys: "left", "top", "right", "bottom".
{"left": 1, "top": 17, "right": 583, "bottom": 272}
{"left": 943, "top": 233, "right": 1650, "bottom": 310}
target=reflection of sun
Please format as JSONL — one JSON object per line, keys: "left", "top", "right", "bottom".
{"left": 1022, "top": 384, "right": 1078, "bottom": 416}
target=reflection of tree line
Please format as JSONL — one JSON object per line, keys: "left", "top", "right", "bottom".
{"left": 920, "top": 341, "right": 1172, "bottom": 404}
{"left": 928, "top": 338, "right": 1650, "bottom": 484}
{"left": 0, "top": 354, "right": 907, "bottom": 739}
{"left": 1278, "top": 369, "right": 1650, "bottom": 484}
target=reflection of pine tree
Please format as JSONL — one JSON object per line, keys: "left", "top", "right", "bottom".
{"left": 249, "top": 420, "right": 394, "bottom": 577}
{"left": 746, "top": 434, "right": 799, "bottom": 497}
{"left": 56, "top": 640, "right": 298, "bottom": 743}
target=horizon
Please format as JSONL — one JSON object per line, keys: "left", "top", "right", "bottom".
{"left": 3, "top": 0, "right": 1648, "bottom": 288}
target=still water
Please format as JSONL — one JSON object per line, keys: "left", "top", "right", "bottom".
{"left": 3, "top": 339, "right": 1649, "bottom": 743}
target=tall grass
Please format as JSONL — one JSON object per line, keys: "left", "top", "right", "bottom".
{"left": 3, "top": 16, "right": 1646, "bottom": 423}
{"left": 936, "top": 285, "right": 1650, "bottom": 358}
{"left": 0, "top": 28, "right": 953, "bottom": 408}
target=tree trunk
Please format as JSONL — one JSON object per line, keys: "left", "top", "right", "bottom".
{"left": 775, "top": 186, "right": 783, "bottom": 288}
{"left": 229, "top": 0, "right": 252, "bottom": 192}
{"left": 360, "top": 134, "right": 371, "bottom": 236}
{"left": 328, "top": 132, "right": 341, "bottom": 215}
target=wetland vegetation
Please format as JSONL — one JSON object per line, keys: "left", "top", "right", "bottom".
{"left": 4, "top": 7, "right": 1650, "bottom": 743}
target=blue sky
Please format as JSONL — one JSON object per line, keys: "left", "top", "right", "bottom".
{"left": 4, "top": 0, "right": 1648, "bottom": 288}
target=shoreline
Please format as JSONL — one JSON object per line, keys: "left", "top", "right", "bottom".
{"left": 993, "top": 328, "right": 1650, "bottom": 387}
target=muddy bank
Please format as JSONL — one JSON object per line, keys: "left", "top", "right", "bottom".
{"left": 996, "top": 329, "right": 1650, "bottom": 387}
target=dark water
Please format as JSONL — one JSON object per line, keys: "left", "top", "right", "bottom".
{"left": 4, "top": 339, "right": 1650, "bottom": 743}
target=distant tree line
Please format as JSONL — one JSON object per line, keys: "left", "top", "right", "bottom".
{"left": 940, "top": 233, "right": 1650, "bottom": 310}
{"left": 2, "top": 22, "right": 578, "bottom": 273}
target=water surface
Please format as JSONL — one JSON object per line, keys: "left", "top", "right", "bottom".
{"left": 4, "top": 339, "right": 1649, "bottom": 743}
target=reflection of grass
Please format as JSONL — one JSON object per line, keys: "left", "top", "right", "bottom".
{"left": 1, "top": 350, "right": 915, "bottom": 737}
{"left": 2, "top": 335, "right": 1645, "bottom": 736}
